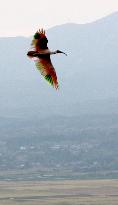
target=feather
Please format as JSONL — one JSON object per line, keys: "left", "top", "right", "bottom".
{"left": 35, "top": 55, "right": 59, "bottom": 89}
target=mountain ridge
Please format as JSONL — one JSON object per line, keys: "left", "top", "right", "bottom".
{"left": 0, "top": 12, "right": 118, "bottom": 178}
{"left": 0, "top": 12, "right": 118, "bottom": 118}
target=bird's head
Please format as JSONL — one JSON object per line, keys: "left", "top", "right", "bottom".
{"left": 56, "top": 50, "right": 67, "bottom": 56}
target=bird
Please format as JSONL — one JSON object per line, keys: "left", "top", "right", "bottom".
{"left": 27, "top": 29, "right": 67, "bottom": 89}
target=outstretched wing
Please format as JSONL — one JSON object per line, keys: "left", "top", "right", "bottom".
{"left": 35, "top": 54, "right": 59, "bottom": 89}
{"left": 32, "top": 29, "right": 48, "bottom": 51}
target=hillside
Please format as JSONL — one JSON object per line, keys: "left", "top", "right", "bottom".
{"left": 0, "top": 12, "right": 118, "bottom": 179}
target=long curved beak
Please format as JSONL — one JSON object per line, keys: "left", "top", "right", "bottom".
{"left": 57, "top": 50, "right": 67, "bottom": 56}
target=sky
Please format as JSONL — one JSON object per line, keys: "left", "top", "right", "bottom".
{"left": 0, "top": 0, "right": 118, "bottom": 37}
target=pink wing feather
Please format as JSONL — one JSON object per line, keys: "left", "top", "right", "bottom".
{"left": 35, "top": 55, "right": 59, "bottom": 89}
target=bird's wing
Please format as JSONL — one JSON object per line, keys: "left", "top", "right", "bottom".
{"left": 35, "top": 54, "right": 59, "bottom": 89}
{"left": 32, "top": 29, "right": 48, "bottom": 50}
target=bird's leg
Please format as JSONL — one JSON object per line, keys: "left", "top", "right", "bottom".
{"left": 27, "top": 51, "right": 37, "bottom": 57}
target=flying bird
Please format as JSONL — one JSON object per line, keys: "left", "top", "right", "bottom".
{"left": 27, "top": 29, "right": 67, "bottom": 89}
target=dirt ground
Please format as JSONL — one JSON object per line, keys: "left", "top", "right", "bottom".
{"left": 0, "top": 179, "right": 118, "bottom": 205}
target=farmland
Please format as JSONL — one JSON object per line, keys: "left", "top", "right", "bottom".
{"left": 0, "top": 179, "right": 117, "bottom": 205}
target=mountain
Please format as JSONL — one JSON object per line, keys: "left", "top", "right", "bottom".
{"left": 0, "top": 12, "right": 118, "bottom": 179}
{"left": 0, "top": 12, "right": 118, "bottom": 118}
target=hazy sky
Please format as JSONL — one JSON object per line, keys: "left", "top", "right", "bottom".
{"left": 0, "top": 0, "right": 118, "bottom": 36}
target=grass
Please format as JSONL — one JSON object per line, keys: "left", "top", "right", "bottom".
{"left": 0, "top": 179, "right": 118, "bottom": 205}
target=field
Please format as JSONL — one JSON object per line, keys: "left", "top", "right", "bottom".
{"left": 0, "top": 179, "right": 117, "bottom": 205}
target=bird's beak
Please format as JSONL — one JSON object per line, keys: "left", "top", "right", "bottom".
{"left": 57, "top": 50, "right": 67, "bottom": 56}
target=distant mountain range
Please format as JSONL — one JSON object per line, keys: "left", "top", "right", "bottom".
{"left": 0, "top": 12, "right": 118, "bottom": 179}
{"left": 0, "top": 12, "right": 118, "bottom": 118}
